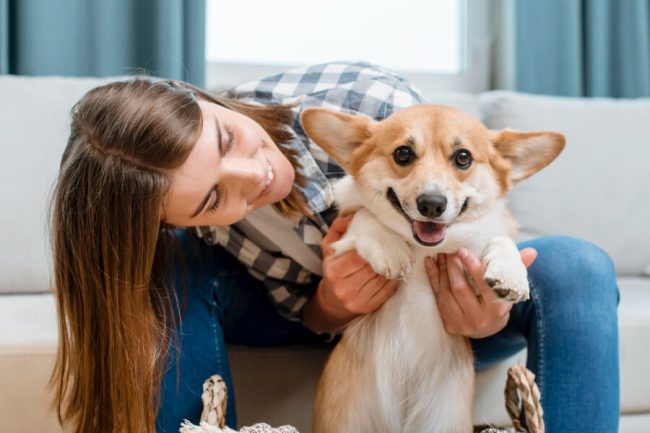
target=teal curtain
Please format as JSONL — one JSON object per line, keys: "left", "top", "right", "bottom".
{"left": 0, "top": 0, "right": 205, "bottom": 86}
{"left": 0, "top": 0, "right": 8, "bottom": 74}
{"left": 516, "top": 0, "right": 650, "bottom": 98}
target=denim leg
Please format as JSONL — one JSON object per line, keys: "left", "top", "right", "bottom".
{"left": 471, "top": 236, "right": 620, "bottom": 433}
{"left": 155, "top": 231, "right": 321, "bottom": 432}
{"left": 155, "top": 233, "right": 238, "bottom": 432}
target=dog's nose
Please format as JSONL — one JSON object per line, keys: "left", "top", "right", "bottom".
{"left": 416, "top": 194, "right": 447, "bottom": 218}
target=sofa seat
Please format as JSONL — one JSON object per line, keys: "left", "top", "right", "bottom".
{"left": 1, "top": 277, "right": 648, "bottom": 433}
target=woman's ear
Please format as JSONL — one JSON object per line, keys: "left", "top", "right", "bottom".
{"left": 300, "top": 108, "right": 373, "bottom": 172}
{"left": 490, "top": 129, "right": 566, "bottom": 184}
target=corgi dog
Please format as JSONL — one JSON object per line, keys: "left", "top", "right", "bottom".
{"left": 300, "top": 105, "right": 565, "bottom": 433}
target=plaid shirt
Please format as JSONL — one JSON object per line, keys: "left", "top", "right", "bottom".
{"left": 196, "top": 61, "right": 426, "bottom": 321}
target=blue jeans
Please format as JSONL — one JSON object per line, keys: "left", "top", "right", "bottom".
{"left": 155, "top": 235, "right": 620, "bottom": 433}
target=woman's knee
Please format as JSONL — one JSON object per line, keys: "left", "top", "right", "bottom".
{"left": 521, "top": 236, "right": 619, "bottom": 308}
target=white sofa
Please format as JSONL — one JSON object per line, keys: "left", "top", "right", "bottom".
{"left": 1, "top": 75, "right": 649, "bottom": 433}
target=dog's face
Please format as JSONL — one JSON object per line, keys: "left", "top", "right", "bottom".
{"left": 301, "top": 105, "right": 565, "bottom": 247}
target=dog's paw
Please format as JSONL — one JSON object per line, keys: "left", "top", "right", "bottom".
{"left": 356, "top": 233, "right": 414, "bottom": 280}
{"left": 483, "top": 259, "right": 530, "bottom": 302}
{"left": 482, "top": 237, "right": 530, "bottom": 302}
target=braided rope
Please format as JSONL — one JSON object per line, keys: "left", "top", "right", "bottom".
{"left": 504, "top": 365, "right": 544, "bottom": 433}
{"left": 200, "top": 375, "right": 228, "bottom": 428}
{"left": 180, "top": 421, "right": 299, "bottom": 433}
{"left": 179, "top": 374, "right": 300, "bottom": 433}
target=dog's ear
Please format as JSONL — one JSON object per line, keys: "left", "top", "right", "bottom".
{"left": 300, "top": 108, "right": 373, "bottom": 172}
{"left": 491, "top": 129, "right": 565, "bottom": 184}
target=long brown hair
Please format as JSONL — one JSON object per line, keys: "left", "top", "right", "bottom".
{"left": 49, "top": 78, "right": 307, "bottom": 433}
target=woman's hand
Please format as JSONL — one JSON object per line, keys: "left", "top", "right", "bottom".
{"left": 425, "top": 248, "right": 537, "bottom": 339}
{"left": 302, "top": 214, "right": 401, "bottom": 334}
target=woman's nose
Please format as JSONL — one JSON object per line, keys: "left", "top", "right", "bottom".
{"left": 220, "top": 157, "right": 265, "bottom": 190}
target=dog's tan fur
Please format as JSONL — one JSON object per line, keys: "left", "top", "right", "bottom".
{"left": 301, "top": 105, "right": 564, "bottom": 433}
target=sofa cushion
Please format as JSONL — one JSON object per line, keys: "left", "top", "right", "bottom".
{"left": 480, "top": 91, "right": 650, "bottom": 276}
{"left": 0, "top": 294, "right": 63, "bottom": 433}
{"left": 618, "top": 277, "right": 650, "bottom": 412}
{"left": 0, "top": 76, "right": 128, "bottom": 294}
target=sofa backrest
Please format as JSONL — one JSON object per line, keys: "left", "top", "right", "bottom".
{"left": 0, "top": 76, "right": 121, "bottom": 294}
{"left": 481, "top": 91, "right": 650, "bottom": 277}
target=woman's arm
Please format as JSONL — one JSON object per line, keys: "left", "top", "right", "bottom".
{"left": 302, "top": 215, "right": 401, "bottom": 334}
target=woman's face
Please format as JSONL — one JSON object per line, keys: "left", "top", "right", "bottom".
{"left": 164, "top": 100, "right": 295, "bottom": 227}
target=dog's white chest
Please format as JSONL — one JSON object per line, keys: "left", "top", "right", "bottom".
{"left": 336, "top": 258, "right": 474, "bottom": 433}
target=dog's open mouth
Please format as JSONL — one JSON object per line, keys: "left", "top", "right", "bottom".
{"left": 386, "top": 188, "right": 447, "bottom": 247}
{"left": 412, "top": 220, "right": 447, "bottom": 246}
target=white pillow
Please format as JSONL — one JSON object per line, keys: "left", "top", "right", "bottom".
{"left": 481, "top": 91, "right": 650, "bottom": 276}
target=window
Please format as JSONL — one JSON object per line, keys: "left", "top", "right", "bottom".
{"left": 205, "top": 0, "right": 494, "bottom": 96}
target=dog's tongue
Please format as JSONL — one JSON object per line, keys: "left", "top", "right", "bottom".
{"left": 412, "top": 221, "right": 446, "bottom": 244}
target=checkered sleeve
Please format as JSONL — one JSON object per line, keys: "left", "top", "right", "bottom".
{"left": 198, "top": 62, "right": 427, "bottom": 322}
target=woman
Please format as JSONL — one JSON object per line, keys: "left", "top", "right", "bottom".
{"left": 50, "top": 62, "right": 619, "bottom": 433}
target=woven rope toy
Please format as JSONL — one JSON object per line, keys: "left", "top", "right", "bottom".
{"left": 181, "top": 364, "right": 543, "bottom": 433}
{"left": 179, "top": 374, "right": 299, "bottom": 433}
{"left": 480, "top": 364, "right": 544, "bottom": 433}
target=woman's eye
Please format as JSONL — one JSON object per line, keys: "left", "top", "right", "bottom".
{"left": 207, "top": 189, "right": 222, "bottom": 213}
{"left": 224, "top": 127, "right": 235, "bottom": 154}
{"left": 393, "top": 145, "right": 416, "bottom": 166}
{"left": 452, "top": 149, "right": 472, "bottom": 169}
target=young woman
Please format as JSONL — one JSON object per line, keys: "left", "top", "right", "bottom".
{"left": 50, "top": 62, "right": 619, "bottom": 433}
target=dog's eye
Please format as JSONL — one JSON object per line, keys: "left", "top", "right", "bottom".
{"left": 393, "top": 146, "right": 416, "bottom": 166}
{"left": 453, "top": 149, "right": 472, "bottom": 169}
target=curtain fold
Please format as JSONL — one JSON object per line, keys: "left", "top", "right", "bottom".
{"left": 515, "top": 0, "right": 650, "bottom": 97}
{"left": 0, "top": 0, "right": 205, "bottom": 85}
{"left": 0, "top": 0, "right": 8, "bottom": 74}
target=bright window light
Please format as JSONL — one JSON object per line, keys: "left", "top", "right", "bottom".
{"left": 206, "top": 0, "right": 464, "bottom": 74}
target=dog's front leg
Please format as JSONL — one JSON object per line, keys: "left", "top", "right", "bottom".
{"left": 332, "top": 209, "right": 414, "bottom": 280}
{"left": 481, "top": 236, "right": 530, "bottom": 302}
